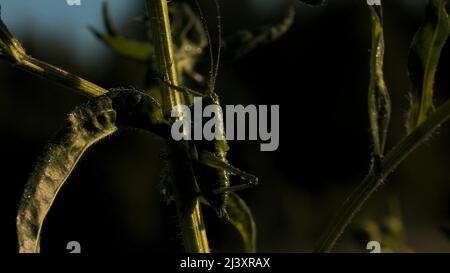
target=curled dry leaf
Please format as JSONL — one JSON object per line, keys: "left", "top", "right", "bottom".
{"left": 16, "top": 90, "right": 165, "bottom": 253}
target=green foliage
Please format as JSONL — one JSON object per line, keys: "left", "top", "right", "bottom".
{"left": 355, "top": 198, "right": 412, "bottom": 253}
{"left": 16, "top": 90, "right": 165, "bottom": 253}
{"left": 368, "top": 5, "right": 390, "bottom": 168}
{"left": 226, "top": 193, "right": 257, "bottom": 253}
{"left": 0, "top": 0, "right": 286, "bottom": 253}
{"left": 4, "top": 0, "right": 450, "bottom": 254}
{"left": 407, "top": 0, "right": 450, "bottom": 133}
{"left": 91, "top": 2, "right": 296, "bottom": 86}
{"left": 222, "top": 6, "right": 295, "bottom": 59}
{"left": 0, "top": 8, "right": 26, "bottom": 63}
{"left": 317, "top": 0, "right": 450, "bottom": 252}
{"left": 90, "top": 28, "right": 154, "bottom": 62}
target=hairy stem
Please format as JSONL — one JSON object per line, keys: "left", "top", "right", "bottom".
{"left": 146, "top": 0, "right": 210, "bottom": 253}
{"left": 0, "top": 16, "right": 107, "bottom": 98}
{"left": 316, "top": 97, "right": 450, "bottom": 252}
{"left": 146, "top": 0, "right": 185, "bottom": 112}
{"left": 18, "top": 55, "right": 107, "bottom": 97}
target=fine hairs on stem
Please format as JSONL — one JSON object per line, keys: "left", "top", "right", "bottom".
{"left": 146, "top": 0, "right": 210, "bottom": 253}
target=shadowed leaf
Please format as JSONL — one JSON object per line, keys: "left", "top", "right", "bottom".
{"left": 407, "top": 0, "right": 450, "bottom": 133}
{"left": 17, "top": 96, "right": 118, "bottom": 253}
{"left": 222, "top": 6, "right": 295, "bottom": 59}
{"left": 102, "top": 1, "right": 117, "bottom": 36}
{"left": 90, "top": 27, "right": 154, "bottom": 62}
{"left": 368, "top": 3, "right": 390, "bottom": 165}
{"left": 226, "top": 193, "right": 257, "bottom": 253}
{"left": 90, "top": 1, "right": 154, "bottom": 62}
{"left": 0, "top": 10, "right": 26, "bottom": 62}
{"left": 17, "top": 90, "right": 165, "bottom": 253}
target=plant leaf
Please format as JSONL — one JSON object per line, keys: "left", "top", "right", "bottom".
{"left": 316, "top": 97, "right": 450, "bottom": 253}
{"left": 101, "top": 0, "right": 117, "bottom": 36}
{"left": 226, "top": 193, "right": 257, "bottom": 253}
{"left": 368, "top": 3, "right": 390, "bottom": 162}
{"left": 90, "top": 27, "right": 154, "bottom": 62}
{"left": 16, "top": 96, "right": 118, "bottom": 253}
{"left": 17, "top": 90, "right": 165, "bottom": 253}
{"left": 90, "top": 1, "right": 154, "bottom": 62}
{"left": 407, "top": 0, "right": 450, "bottom": 133}
{"left": 0, "top": 9, "right": 26, "bottom": 62}
{"left": 222, "top": 6, "right": 295, "bottom": 59}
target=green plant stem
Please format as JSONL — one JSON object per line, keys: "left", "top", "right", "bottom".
{"left": 146, "top": 0, "right": 185, "bottom": 112}
{"left": 1, "top": 17, "right": 106, "bottom": 98}
{"left": 146, "top": 0, "right": 210, "bottom": 253}
{"left": 18, "top": 55, "right": 107, "bottom": 97}
{"left": 316, "top": 97, "right": 450, "bottom": 253}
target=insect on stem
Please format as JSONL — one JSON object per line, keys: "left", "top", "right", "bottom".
{"left": 147, "top": 0, "right": 210, "bottom": 253}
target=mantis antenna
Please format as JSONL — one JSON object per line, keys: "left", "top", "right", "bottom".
{"left": 194, "top": 0, "right": 222, "bottom": 95}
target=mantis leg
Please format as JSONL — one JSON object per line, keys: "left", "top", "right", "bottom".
{"left": 197, "top": 150, "right": 258, "bottom": 185}
{"left": 158, "top": 77, "right": 205, "bottom": 97}
{"left": 211, "top": 183, "right": 258, "bottom": 195}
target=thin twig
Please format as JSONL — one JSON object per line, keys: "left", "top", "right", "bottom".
{"left": 0, "top": 16, "right": 107, "bottom": 98}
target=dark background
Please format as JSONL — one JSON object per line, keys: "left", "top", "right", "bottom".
{"left": 1, "top": 0, "right": 450, "bottom": 253}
